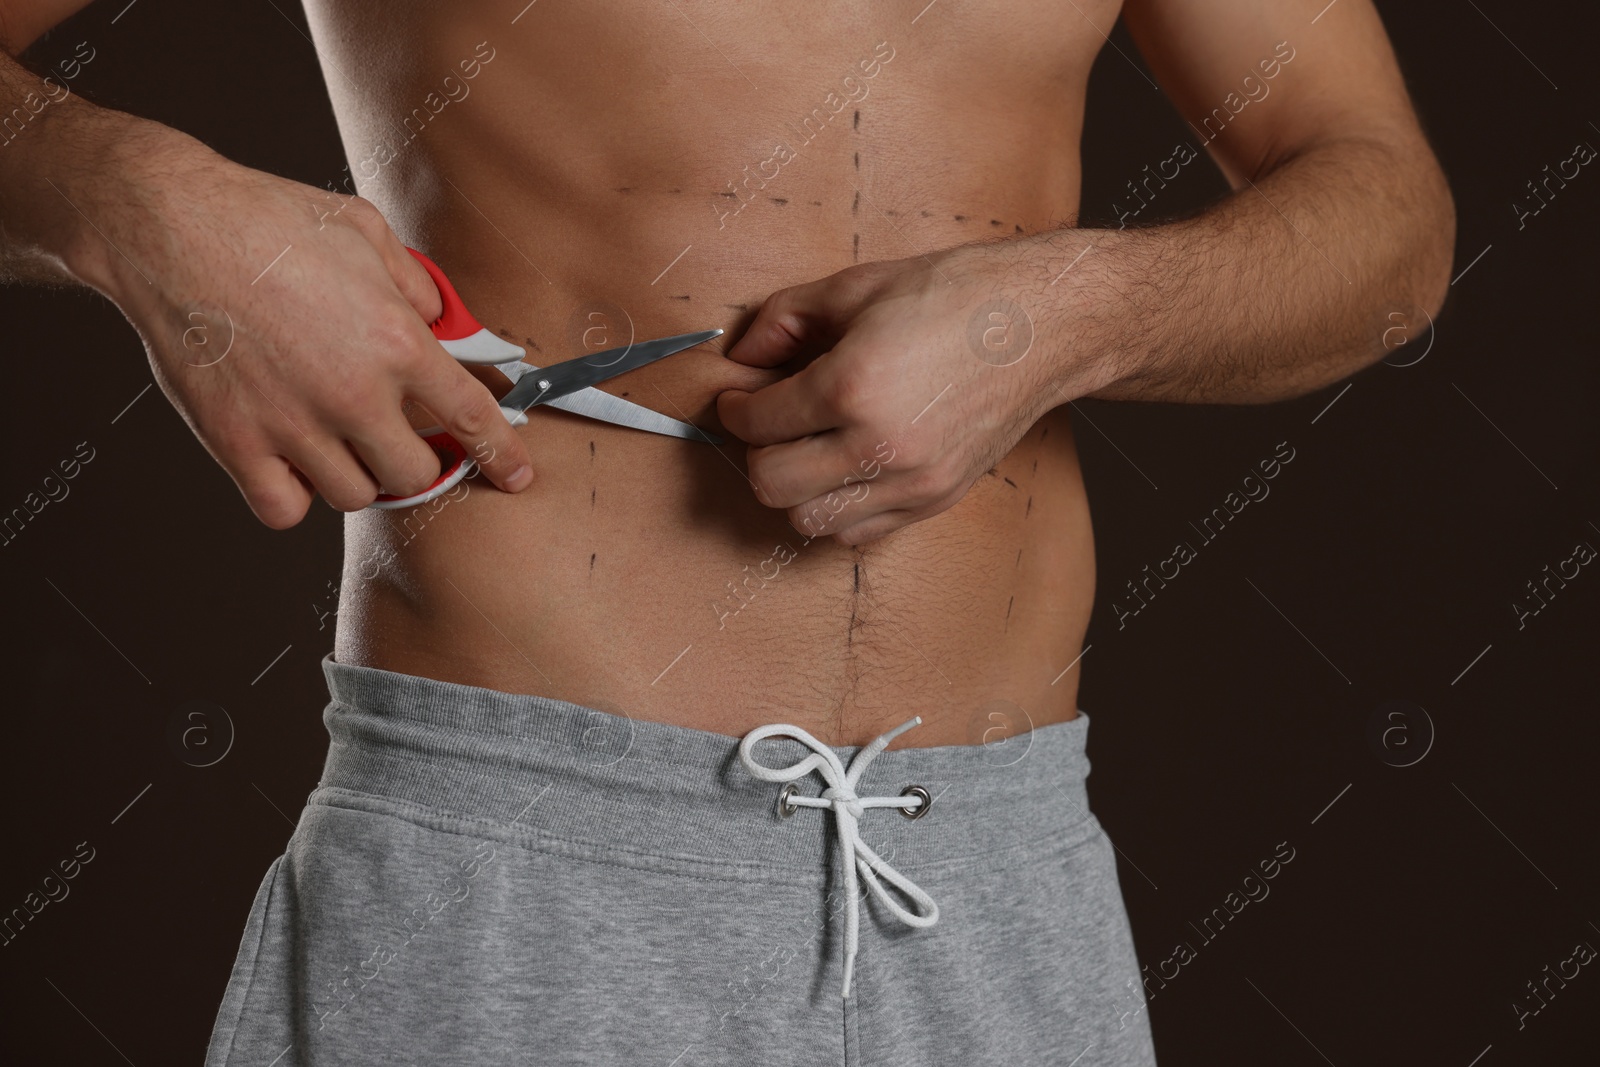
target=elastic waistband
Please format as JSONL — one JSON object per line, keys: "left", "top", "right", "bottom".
{"left": 314, "top": 655, "right": 1098, "bottom": 882}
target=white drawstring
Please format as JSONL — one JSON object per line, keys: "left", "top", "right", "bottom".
{"left": 738, "top": 716, "right": 940, "bottom": 999}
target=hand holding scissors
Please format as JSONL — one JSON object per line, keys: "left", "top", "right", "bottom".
{"left": 371, "top": 249, "right": 722, "bottom": 509}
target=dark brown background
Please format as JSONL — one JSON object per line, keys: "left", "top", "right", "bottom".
{"left": 2, "top": 1, "right": 1596, "bottom": 1063}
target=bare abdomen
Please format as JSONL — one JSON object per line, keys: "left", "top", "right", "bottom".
{"left": 315, "top": 0, "right": 1103, "bottom": 745}
{"left": 336, "top": 369, "right": 1093, "bottom": 749}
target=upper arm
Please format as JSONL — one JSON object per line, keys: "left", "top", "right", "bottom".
{"left": 0, "top": 0, "right": 95, "bottom": 55}
{"left": 1119, "top": 0, "right": 1428, "bottom": 185}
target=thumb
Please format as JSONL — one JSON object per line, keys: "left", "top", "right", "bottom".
{"left": 727, "top": 271, "right": 863, "bottom": 368}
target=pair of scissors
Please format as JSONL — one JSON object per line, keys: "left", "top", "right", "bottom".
{"left": 370, "top": 249, "right": 723, "bottom": 510}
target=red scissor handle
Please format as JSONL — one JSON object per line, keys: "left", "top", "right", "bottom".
{"left": 369, "top": 249, "right": 526, "bottom": 510}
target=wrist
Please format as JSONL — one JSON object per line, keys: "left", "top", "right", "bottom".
{"left": 922, "top": 240, "right": 1061, "bottom": 425}
{"left": 0, "top": 99, "right": 202, "bottom": 297}
{"left": 0, "top": 94, "right": 96, "bottom": 277}
{"left": 59, "top": 112, "right": 203, "bottom": 298}
{"left": 936, "top": 237, "right": 1117, "bottom": 418}
{"left": 1025, "top": 230, "right": 1152, "bottom": 407}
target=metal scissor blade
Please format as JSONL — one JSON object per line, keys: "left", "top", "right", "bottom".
{"left": 500, "top": 329, "right": 723, "bottom": 413}
{"left": 543, "top": 387, "right": 723, "bottom": 444}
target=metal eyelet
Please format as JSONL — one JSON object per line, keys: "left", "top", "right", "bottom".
{"left": 777, "top": 782, "right": 801, "bottom": 819}
{"left": 900, "top": 785, "right": 932, "bottom": 820}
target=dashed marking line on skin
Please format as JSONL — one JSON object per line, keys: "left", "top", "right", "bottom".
{"left": 986, "top": 468, "right": 999, "bottom": 478}
{"left": 724, "top": 304, "right": 751, "bottom": 311}
{"left": 853, "top": 109, "right": 860, "bottom": 129}
{"left": 590, "top": 441, "right": 595, "bottom": 461}
{"left": 1003, "top": 477, "right": 1018, "bottom": 488}
{"left": 1015, "top": 549, "right": 1023, "bottom": 568}
{"left": 954, "top": 215, "right": 967, "bottom": 222}
{"left": 854, "top": 151, "right": 860, "bottom": 171}
{"left": 921, "top": 210, "right": 932, "bottom": 217}
{"left": 810, "top": 200, "right": 822, "bottom": 206}
{"left": 990, "top": 219, "right": 1003, "bottom": 227}
{"left": 771, "top": 198, "right": 788, "bottom": 206}
{"left": 590, "top": 487, "right": 596, "bottom": 508}
{"left": 1026, "top": 496, "right": 1034, "bottom": 517}
{"left": 1032, "top": 459, "right": 1039, "bottom": 473}
{"left": 1005, "top": 595, "right": 1014, "bottom": 628}
{"left": 848, "top": 561, "right": 861, "bottom": 649}
{"left": 853, "top": 233, "right": 860, "bottom": 261}
{"left": 590, "top": 552, "right": 597, "bottom": 573}
{"left": 672, "top": 294, "right": 691, "bottom": 301}
{"left": 852, "top": 191, "right": 860, "bottom": 214}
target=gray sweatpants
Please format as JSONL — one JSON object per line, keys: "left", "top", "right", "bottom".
{"left": 205, "top": 655, "right": 1158, "bottom": 1066}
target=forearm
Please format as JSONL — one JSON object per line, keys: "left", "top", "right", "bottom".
{"left": 0, "top": 73, "right": 104, "bottom": 286}
{"left": 994, "top": 133, "right": 1454, "bottom": 407}
{"left": 0, "top": 36, "right": 182, "bottom": 294}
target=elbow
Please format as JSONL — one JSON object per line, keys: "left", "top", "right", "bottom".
{"left": 1343, "top": 151, "right": 1455, "bottom": 388}
{"left": 1285, "top": 160, "right": 1455, "bottom": 405}
{"left": 1411, "top": 159, "right": 1457, "bottom": 323}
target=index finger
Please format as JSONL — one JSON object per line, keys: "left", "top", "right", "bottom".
{"left": 406, "top": 344, "right": 533, "bottom": 492}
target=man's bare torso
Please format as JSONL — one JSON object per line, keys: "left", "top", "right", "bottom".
{"left": 311, "top": 0, "right": 1113, "bottom": 747}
